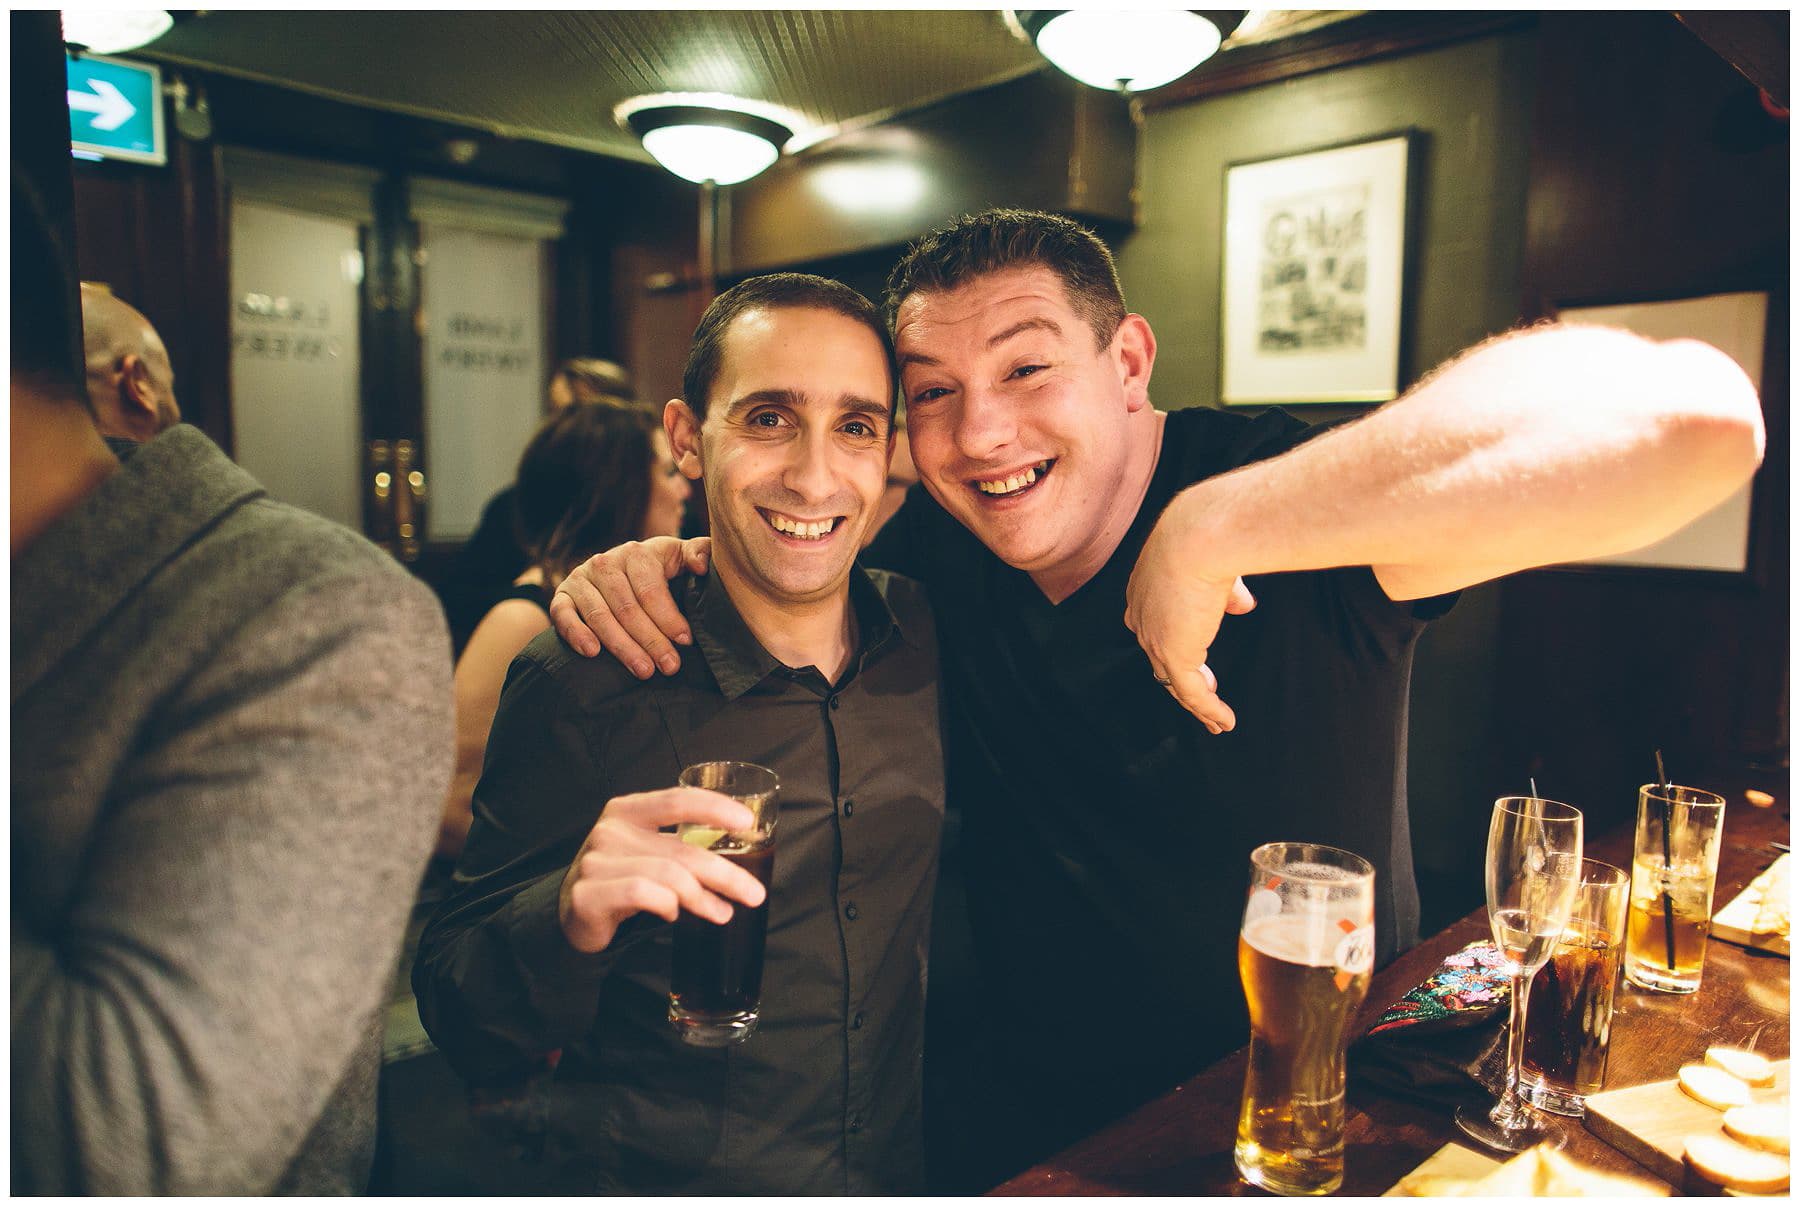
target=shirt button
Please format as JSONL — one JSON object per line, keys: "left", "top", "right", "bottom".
{"left": 829, "top": 695, "right": 842, "bottom": 711}
{"left": 848, "top": 1114, "right": 863, "bottom": 1133}
{"left": 843, "top": 799, "right": 855, "bottom": 817}
{"left": 844, "top": 902, "right": 859, "bottom": 921}
{"left": 852, "top": 1012, "right": 865, "bottom": 1030}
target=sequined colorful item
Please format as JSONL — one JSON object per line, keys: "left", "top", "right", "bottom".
{"left": 1366, "top": 939, "right": 1512, "bottom": 1034}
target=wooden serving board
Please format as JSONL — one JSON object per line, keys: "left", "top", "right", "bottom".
{"left": 1713, "top": 854, "right": 1790, "bottom": 957}
{"left": 1585, "top": 1059, "right": 1790, "bottom": 1186}
{"left": 1381, "top": 1141, "right": 1502, "bottom": 1194}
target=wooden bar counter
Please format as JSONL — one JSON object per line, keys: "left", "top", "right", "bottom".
{"left": 994, "top": 772, "right": 1790, "bottom": 1196}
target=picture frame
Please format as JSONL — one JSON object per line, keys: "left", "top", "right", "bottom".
{"left": 1553, "top": 290, "right": 1768, "bottom": 577}
{"left": 1220, "top": 132, "right": 1413, "bottom": 406}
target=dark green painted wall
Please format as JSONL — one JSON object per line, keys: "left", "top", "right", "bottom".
{"left": 1115, "top": 31, "right": 1541, "bottom": 933}
{"left": 1117, "top": 31, "right": 1537, "bottom": 410}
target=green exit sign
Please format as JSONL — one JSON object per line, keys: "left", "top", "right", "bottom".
{"left": 67, "top": 52, "right": 165, "bottom": 166}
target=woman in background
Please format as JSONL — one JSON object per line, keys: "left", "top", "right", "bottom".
{"left": 436, "top": 401, "right": 689, "bottom": 858}
{"left": 441, "top": 359, "right": 638, "bottom": 652}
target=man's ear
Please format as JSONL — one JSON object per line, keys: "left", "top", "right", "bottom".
{"left": 114, "top": 355, "right": 162, "bottom": 440}
{"left": 118, "top": 355, "right": 158, "bottom": 417}
{"left": 664, "top": 399, "right": 704, "bottom": 480}
{"left": 1112, "top": 314, "right": 1157, "bottom": 413}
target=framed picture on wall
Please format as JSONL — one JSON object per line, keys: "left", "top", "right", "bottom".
{"left": 1555, "top": 290, "right": 1768, "bottom": 576}
{"left": 1220, "top": 132, "right": 1413, "bottom": 406}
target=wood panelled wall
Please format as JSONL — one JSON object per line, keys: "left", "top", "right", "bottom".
{"left": 1502, "top": 11, "right": 1789, "bottom": 830}
{"left": 73, "top": 138, "right": 233, "bottom": 447}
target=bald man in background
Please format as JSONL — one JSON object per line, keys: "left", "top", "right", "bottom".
{"left": 80, "top": 282, "right": 181, "bottom": 442}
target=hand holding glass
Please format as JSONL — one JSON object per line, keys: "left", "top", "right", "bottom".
{"left": 1455, "top": 796, "right": 1583, "bottom": 1154}
{"left": 668, "top": 761, "right": 780, "bottom": 1047}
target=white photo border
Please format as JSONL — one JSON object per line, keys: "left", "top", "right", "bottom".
{"left": 1221, "top": 133, "right": 1413, "bottom": 406}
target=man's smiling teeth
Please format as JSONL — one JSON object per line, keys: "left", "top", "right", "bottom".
{"left": 766, "top": 512, "right": 839, "bottom": 540}
{"left": 976, "top": 461, "right": 1051, "bottom": 496}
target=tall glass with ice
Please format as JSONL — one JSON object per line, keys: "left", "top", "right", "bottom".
{"left": 1625, "top": 783, "right": 1726, "bottom": 994}
{"left": 1234, "top": 842, "right": 1376, "bottom": 1197}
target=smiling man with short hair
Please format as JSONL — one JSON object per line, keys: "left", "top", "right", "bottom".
{"left": 414, "top": 273, "right": 944, "bottom": 1195}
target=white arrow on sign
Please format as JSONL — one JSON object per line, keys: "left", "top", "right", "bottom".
{"left": 68, "top": 78, "right": 136, "bottom": 132}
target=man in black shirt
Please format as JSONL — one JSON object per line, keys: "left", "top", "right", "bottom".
{"left": 546, "top": 211, "right": 1764, "bottom": 1184}
{"left": 414, "top": 275, "right": 944, "bottom": 1194}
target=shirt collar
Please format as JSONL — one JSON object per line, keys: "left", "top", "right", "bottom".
{"left": 687, "top": 561, "right": 905, "bottom": 701}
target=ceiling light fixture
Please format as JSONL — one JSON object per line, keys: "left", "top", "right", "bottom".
{"left": 61, "top": 9, "right": 174, "bottom": 55}
{"left": 1012, "top": 10, "right": 1247, "bottom": 93}
{"left": 623, "top": 101, "right": 794, "bottom": 187}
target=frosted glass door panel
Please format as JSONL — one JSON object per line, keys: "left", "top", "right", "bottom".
{"left": 420, "top": 224, "right": 547, "bottom": 542}
{"left": 229, "top": 202, "right": 364, "bottom": 528}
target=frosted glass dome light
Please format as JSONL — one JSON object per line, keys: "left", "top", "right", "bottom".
{"left": 626, "top": 104, "right": 793, "bottom": 186}
{"left": 61, "top": 9, "right": 174, "bottom": 54}
{"left": 1026, "top": 10, "right": 1231, "bottom": 93}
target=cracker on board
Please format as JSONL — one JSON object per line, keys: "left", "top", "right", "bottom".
{"left": 1750, "top": 857, "right": 1789, "bottom": 938}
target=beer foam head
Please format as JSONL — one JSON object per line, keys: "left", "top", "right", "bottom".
{"left": 1285, "top": 860, "right": 1360, "bottom": 884}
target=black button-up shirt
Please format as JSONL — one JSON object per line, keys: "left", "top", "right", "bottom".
{"left": 413, "top": 566, "right": 944, "bottom": 1194}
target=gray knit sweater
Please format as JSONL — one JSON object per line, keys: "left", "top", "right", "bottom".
{"left": 12, "top": 425, "right": 454, "bottom": 1194}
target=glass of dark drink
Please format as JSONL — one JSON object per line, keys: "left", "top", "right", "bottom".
{"left": 668, "top": 761, "right": 780, "bottom": 1047}
{"left": 1521, "top": 858, "right": 1628, "bottom": 1116}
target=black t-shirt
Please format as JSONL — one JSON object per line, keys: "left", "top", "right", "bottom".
{"left": 867, "top": 405, "right": 1451, "bottom": 1135}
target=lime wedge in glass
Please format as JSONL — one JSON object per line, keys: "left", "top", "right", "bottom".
{"left": 679, "top": 826, "right": 726, "bottom": 850}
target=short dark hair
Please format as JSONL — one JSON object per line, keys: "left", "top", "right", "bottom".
{"left": 883, "top": 209, "right": 1127, "bottom": 349}
{"left": 12, "top": 167, "right": 90, "bottom": 409}
{"left": 512, "top": 400, "right": 661, "bottom": 579}
{"left": 682, "top": 273, "right": 894, "bottom": 421}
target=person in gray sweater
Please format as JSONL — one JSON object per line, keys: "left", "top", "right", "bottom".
{"left": 11, "top": 172, "right": 455, "bottom": 1194}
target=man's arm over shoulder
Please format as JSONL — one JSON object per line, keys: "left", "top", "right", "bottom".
{"left": 10, "top": 559, "right": 453, "bottom": 1195}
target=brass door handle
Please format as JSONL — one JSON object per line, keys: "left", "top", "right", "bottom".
{"left": 367, "top": 439, "right": 395, "bottom": 555}
{"left": 393, "top": 439, "right": 423, "bottom": 563}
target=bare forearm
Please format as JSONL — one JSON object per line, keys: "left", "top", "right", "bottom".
{"left": 1162, "top": 324, "right": 1765, "bottom": 597}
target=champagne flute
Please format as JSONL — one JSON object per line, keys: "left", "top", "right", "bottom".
{"left": 1455, "top": 795, "right": 1584, "bottom": 1153}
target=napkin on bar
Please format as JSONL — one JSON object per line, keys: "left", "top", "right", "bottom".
{"left": 1350, "top": 939, "right": 1511, "bottom": 1107}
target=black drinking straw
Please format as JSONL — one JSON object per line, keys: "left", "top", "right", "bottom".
{"left": 1654, "top": 750, "right": 1678, "bottom": 971}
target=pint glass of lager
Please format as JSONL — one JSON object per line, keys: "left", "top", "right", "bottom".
{"left": 669, "top": 761, "right": 780, "bottom": 1046}
{"left": 1234, "top": 843, "right": 1376, "bottom": 1196}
